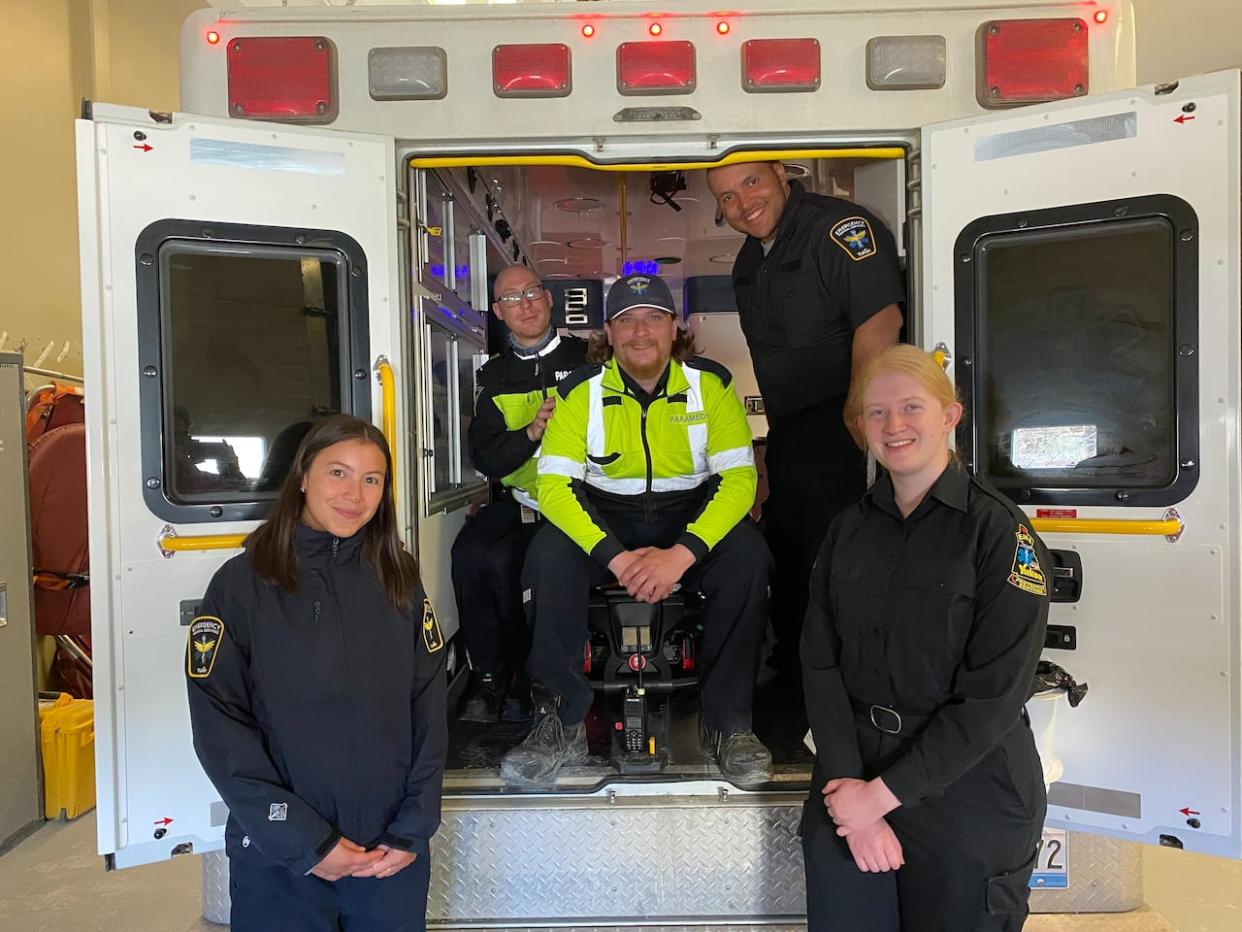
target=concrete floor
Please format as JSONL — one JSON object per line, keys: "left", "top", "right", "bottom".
{"left": 1, "top": 814, "right": 1240, "bottom": 931}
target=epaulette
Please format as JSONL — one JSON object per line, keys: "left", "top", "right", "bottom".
{"left": 683, "top": 355, "right": 733, "bottom": 389}
{"left": 556, "top": 363, "right": 603, "bottom": 399}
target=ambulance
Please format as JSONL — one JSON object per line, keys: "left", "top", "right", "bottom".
{"left": 74, "top": 0, "right": 1241, "bottom": 925}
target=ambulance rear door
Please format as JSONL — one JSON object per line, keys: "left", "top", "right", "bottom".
{"left": 921, "top": 70, "right": 1241, "bottom": 857}
{"left": 76, "top": 104, "right": 403, "bottom": 868}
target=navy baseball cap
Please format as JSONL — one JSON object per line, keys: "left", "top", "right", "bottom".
{"left": 605, "top": 273, "right": 677, "bottom": 322}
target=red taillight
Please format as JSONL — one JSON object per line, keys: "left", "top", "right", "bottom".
{"left": 227, "top": 36, "right": 335, "bottom": 122}
{"left": 493, "top": 43, "right": 572, "bottom": 97}
{"left": 741, "top": 38, "right": 821, "bottom": 92}
{"left": 978, "top": 18, "right": 1089, "bottom": 107}
{"left": 617, "top": 40, "right": 696, "bottom": 95}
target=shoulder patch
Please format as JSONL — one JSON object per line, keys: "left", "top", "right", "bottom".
{"left": 829, "top": 216, "right": 878, "bottom": 261}
{"left": 1007, "top": 525, "right": 1048, "bottom": 597}
{"left": 187, "top": 616, "right": 224, "bottom": 679}
{"left": 421, "top": 598, "right": 445, "bottom": 653}
{"left": 556, "top": 363, "right": 602, "bottom": 400}
{"left": 683, "top": 355, "right": 733, "bottom": 389}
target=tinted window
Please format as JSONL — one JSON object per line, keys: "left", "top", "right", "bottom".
{"left": 977, "top": 218, "right": 1175, "bottom": 490}
{"left": 161, "top": 245, "right": 344, "bottom": 504}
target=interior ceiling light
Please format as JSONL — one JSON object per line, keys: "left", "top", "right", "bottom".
{"left": 537, "top": 256, "right": 569, "bottom": 264}
{"left": 655, "top": 256, "right": 683, "bottom": 265}
{"left": 708, "top": 253, "right": 737, "bottom": 264}
{"left": 554, "top": 196, "right": 604, "bottom": 212}
{"left": 567, "top": 237, "right": 608, "bottom": 249}
{"left": 782, "top": 162, "right": 811, "bottom": 179}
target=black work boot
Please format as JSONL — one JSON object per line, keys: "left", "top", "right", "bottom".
{"left": 701, "top": 722, "right": 774, "bottom": 787}
{"left": 500, "top": 691, "right": 587, "bottom": 785}
{"left": 459, "top": 672, "right": 505, "bottom": 724}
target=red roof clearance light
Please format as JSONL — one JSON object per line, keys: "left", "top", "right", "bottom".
{"left": 649, "top": 22, "right": 663, "bottom": 37}
{"left": 227, "top": 36, "right": 336, "bottom": 123}
{"left": 716, "top": 22, "right": 731, "bottom": 36}
{"left": 1093, "top": 10, "right": 1109, "bottom": 25}
{"left": 617, "top": 40, "right": 696, "bottom": 95}
{"left": 581, "top": 24, "right": 596, "bottom": 39}
{"left": 742, "top": 38, "right": 821, "bottom": 93}
{"left": 206, "top": 30, "right": 221, "bottom": 46}
{"left": 978, "top": 18, "right": 1089, "bottom": 107}
{"left": 493, "top": 44, "right": 572, "bottom": 98}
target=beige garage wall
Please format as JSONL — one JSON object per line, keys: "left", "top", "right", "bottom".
{"left": 0, "top": 0, "right": 1237, "bottom": 384}
{"left": 0, "top": 0, "right": 206, "bottom": 384}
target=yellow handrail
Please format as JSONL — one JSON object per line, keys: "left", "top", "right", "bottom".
{"left": 160, "top": 533, "right": 247, "bottom": 554}
{"left": 1031, "top": 517, "right": 1183, "bottom": 537}
{"left": 374, "top": 356, "right": 398, "bottom": 499}
{"left": 408, "top": 148, "right": 906, "bottom": 172}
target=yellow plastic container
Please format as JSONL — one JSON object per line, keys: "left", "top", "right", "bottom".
{"left": 39, "top": 693, "right": 96, "bottom": 820}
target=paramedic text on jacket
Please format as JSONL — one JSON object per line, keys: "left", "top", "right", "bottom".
{"left": 800, "top": 347, "right": 1048, "bottom": 932}
{"left": 185, "top": 416, "right": 447, "bottom": 932}
{"left": 706, "top": 161, "right": 905, "bottom": 687}
{"left": 452, "top": 264, "right": 587, "bottom": 723}
{"left": 501, "top": 274, "right": 773, "bottom": 788}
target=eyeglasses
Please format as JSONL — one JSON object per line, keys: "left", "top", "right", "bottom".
{"left": 496, "top": 286, "right": 547, "bottom": 306}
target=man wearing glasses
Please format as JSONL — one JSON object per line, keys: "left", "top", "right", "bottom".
{"left": 452, "top": 265, "right": 587, "bottom": 723}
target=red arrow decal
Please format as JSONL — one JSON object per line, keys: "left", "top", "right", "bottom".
{"left": 133, "top": 143, "right": 154, "bottom": 152}
{"left": 1179, "top": 807, "right": 1200, "bottom": 817}
{"left": 153, "top": 816, "right": 174, "bottom": 826}
{"left": 1174, "top": 114, "right": 1196, "bottom": 125}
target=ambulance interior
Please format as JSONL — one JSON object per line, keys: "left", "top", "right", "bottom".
{"left": 416, "top": 155, "right": 909, "bottom": 792}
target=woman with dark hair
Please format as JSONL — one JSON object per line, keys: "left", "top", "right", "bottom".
{"left": 186, "top": 414, "right": 447, "bottom": 932}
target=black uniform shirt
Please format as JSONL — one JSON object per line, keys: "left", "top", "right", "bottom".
{"left": 800, "top": 463, "right": 1050, "bottom": 807}
{"left": 469, "top": 333, "right": 588, "bottom": 481}
{"left": 186, "top": 525, "right": 448, "bottom": 875}
{"left": 731, "top": 179, "right": 906, "bottom": 420}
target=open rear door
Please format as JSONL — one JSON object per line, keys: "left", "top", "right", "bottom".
{"left": 76, "top": 104, "right": 402, "bottom": 868}
{"left": 921, "top": 70, "right": 1241, "bottom": 857}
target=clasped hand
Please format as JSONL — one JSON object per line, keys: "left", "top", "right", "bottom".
{"left": 822, "top": 777, "right": 905, "bottom": 874}
{"left": 311, "top": 838, "right": 417, "bottom": 882}
{"left": 608, "top": 544, "right": 695, "bottom": 603}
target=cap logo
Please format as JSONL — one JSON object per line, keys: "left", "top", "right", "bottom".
{"left": 629, "top": 277, "right": 651, "bottom": 295}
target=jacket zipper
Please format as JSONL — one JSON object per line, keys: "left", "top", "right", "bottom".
{"left": 639, "top": 399, "right": 655, "bottom": 523}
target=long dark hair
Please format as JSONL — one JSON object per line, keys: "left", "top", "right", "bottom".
{"left": 586, "top": 327, "right": 700, "bottom": 365}
{"left": 247, "top": 415, "right": 420, "bottom": 610}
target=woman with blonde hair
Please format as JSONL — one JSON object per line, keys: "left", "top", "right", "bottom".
{"left": 801, "top": 345, "right": 1049, "bottom": 931}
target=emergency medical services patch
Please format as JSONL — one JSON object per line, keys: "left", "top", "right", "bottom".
{"left": 829, "top": 216, "right": 878, "bottom": 261}
{"left": 188, "top": 616, "right": 224, "bottom": 679}
{"left": 421, "top": 598, "right": 445, "bottom": 653}
{"left": 1007, "top": 525, "right": 1048, "bottom": 596}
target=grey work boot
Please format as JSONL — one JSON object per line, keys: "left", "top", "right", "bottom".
{"left": 500, "top": 693, "right": 587, "bottom": 785}
{"left": 701, "top": 722, "right": 774, "bottom": 788}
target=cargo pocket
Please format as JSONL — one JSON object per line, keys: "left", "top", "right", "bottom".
{"left": 985, "top": 848, "right": 1038, "bottom": 915}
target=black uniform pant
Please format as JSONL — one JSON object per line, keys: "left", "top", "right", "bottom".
{"left": 450, "top": 497, "right": 540, "bottom": 674}
{"left": 228, "top": 849, "right": 431, "bottom": 932}
{"left": 764, "top": 402, "right": 865, "bottom": 676}
{"left": 802, "top": 722, "right": 1046, "bottom": 932}
{"left": 523, "top": 514, "right": 770, "bottom": 731}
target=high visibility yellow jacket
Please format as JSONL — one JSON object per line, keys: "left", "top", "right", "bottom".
{"left": 537, "top": 355, "right": 757, "bottom": 565}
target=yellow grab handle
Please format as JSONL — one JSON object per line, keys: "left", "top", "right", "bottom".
{"left": 1031, "top": 513, "right": 1183, "bottom": 539}
{"left": 158, "top": 533, "right": 246, "bottom": 555}
{"left": 374, "top": 356, "right": 398, "bottom": 499}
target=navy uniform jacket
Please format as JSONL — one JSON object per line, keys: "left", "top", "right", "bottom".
{"left": 730, "top": 179, "right": 906, "bottom": 421}
{"left": 801, "top": 463, "right": 1050, "bottom": 806}
{"left": 186, "top": 524, "right": 447, "bottom": 875}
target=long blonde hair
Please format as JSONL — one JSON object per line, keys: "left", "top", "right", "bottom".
{"left": 845, "top": 345, "right": 960, "bottom": 451}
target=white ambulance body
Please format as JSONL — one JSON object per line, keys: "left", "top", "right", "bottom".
{"left": 75, "top": 0, "right": 1241, "bottom": 925}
